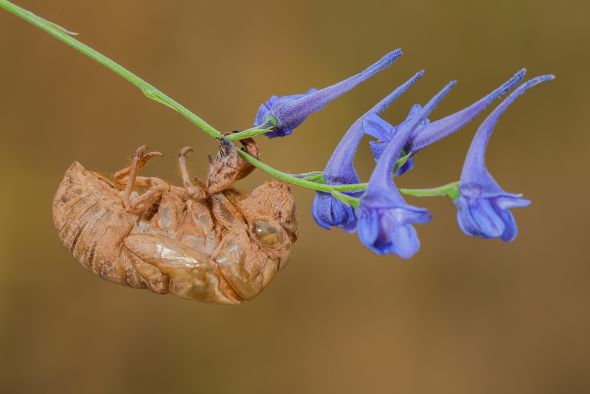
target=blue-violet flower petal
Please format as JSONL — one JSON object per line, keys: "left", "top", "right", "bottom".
{"left": 254, "top": 49, "right": 403, "bottom": 138}
{"left": 312, "top": 71, "right": 425, "bottom": 231}
{"left": 357, "top": 81, "right": 456, "bottom": 257}
{"left": 454, "top": 74, "right": 555, "bottom": 241}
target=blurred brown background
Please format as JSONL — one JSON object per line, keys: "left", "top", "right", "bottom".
{"left": 0, "top": 1, "right": 588, "bottom": 393}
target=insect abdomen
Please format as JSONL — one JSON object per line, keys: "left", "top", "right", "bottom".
{"left": 53, "top": 162, "right": 148, "bottom": 289}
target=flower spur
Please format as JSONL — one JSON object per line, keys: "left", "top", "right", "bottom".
{"left": 367, "top": 68, "right": 527, "bottom": 174}
{"left": 254, "top": 49, "right": 402, "bottom": 138}
{"left": 453, "top": 74, "right": 554, "bottom": 241}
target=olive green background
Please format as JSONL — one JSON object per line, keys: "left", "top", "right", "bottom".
{"left": 0, "top": 1, "right": 588, "bottom": 393}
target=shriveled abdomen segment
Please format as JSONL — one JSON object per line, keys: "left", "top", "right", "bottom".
{"left": 52, "top": 162, "right": 151, "bottom": 289}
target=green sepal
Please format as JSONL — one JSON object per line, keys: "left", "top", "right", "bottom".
{"left": 446, "top": 182, "right": 461, "bottom": 200}
{"left": 263, "top": 115, "right": 279, "bottom": 128}
{"left": 393, "top": 151, "right": 412, "bottom": 173}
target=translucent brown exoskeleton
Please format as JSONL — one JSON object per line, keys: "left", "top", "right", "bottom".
{"left": 52, "top": 140, "right": 297, "bottom": 304}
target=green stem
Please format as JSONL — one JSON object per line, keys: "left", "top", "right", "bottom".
{"left": 0, "top": 0, "right": 360, "bottom": 193}
{"left": 0, "top": 0, "right": 222, "bottom": 139}
{"left": 226, "top": 127, "right": 274, "bottom": 141}
{"left": 237, "top": 149, "right": 458, "bottom": 198}
{"left": 1, "top": 0, "right": 460, "bottom": 202}
{"left": 291, "top": 171, "right": 325, "bottom": 182}
{"left": 399, "top": 181, "right": 460, "bottom": 199}
{"left": 235, "top": 149, "right": 347, "bottom": 192}
{"left": 331, "top": 190, "right": 360, "bottom": 208}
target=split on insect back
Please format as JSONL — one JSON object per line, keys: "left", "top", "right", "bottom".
{"left": 0, "top": 1, "right": 554, "bottom": 303}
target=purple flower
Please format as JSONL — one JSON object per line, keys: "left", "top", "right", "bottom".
{"left": 364, "top": 105, "right": 425, "bottom": 175}
{"left": 368, "top": 69, "right": 527, "bottom": 174}
{"left": 357, "top": 81, "right": 457, "bottom": 258}
{"left": 312, "top": 71, "right": 425, "bottom": 231}
{"left": 254, "top": 49, "right": 402, "bottom": 138}
{"left": 454, "top": 74, "right": 555, "bottom": 241}
{"left": 312, "top": 193, "right": 358, "bottom": 232}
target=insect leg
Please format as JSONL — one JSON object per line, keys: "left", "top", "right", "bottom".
{"left": 113, "top": 146, "right": 169, "bottom": 217}
{"left": 134, "top": 176, "right": 168, "bottom": 190}
{"left": 119, "top": 146, "right": 162, "bottom": 210}
{"left": 114, "top": 145, "right": 162, "bottom": 189}
{"left": 128, "top": 186, "right": 165, "bottom": 213}
{"left": 178, "top": 146, "right": 207, "bottom": 201}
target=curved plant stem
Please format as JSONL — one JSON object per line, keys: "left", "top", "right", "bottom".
{"left": 237, "top": 149, "right": 458, "bottom": 198}
{"left": 0, "top": 0, "right": 459, "bottom": 202}
{"left": 226, "top": 127, "right": 274, "bottom": 141}
{"left": 235, "top": 149, "right": 356, "bottom": 192}
{"left": 400, "top": 181, "right": 460, "bottom": 199}
{"left": 331, "top": 190, "right": 361, "bottom": 208}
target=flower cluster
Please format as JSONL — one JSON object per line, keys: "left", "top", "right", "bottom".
{"left": 253, "top": 50, "right": 554, "bottom": 258}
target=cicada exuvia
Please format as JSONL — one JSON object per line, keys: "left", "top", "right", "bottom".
{"left": 52, "top": 139, "right": 297, "bottom": 304}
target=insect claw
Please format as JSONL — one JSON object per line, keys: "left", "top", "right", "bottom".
{"left": 131, "top": 145, "right": 162, "bottom": 166}
{"left": 142, "top": 151, "right": 163, "bottom": 163}
{"left": 133, "top": 145, "right": 149, "bottom": 158}
{"left": 178, "top": 146, "right": 206, "bottom": 200}
{"left": 179, "top": 146, "right": 193, "bottom": 157}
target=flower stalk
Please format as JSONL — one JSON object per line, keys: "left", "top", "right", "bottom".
{"left": 0, "top": 0, "right": 454, "bottom": 200}
{"left": 1, "top": 0, "right": 553, "bottom": 257}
